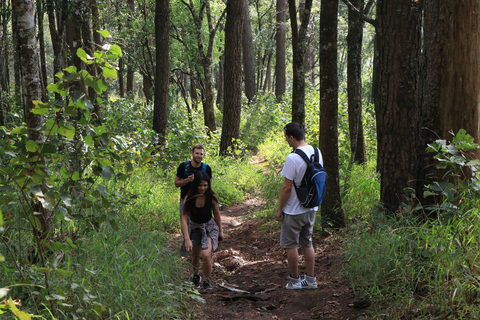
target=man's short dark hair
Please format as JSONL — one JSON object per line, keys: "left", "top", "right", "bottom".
{"left": 192, "top": 144, "right": 205, "bottom": 153}
{"left": 283, "top": 122, "right": 305, "bottom": 141}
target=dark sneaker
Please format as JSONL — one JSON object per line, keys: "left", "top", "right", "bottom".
{"left": 203, "top": 280, "right": 213, "bottom": 290}
{"left": 192, "top": 274, "right": 201, "bottom": 289}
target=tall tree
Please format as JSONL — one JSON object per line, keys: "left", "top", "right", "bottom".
{"left": 13, "top": 0, "right": 52, "bottom": 239}
{"left": 319, "top": 0, "right": 345, "bottom": 228}
{"left": 275, "top": 0, "right": 286, "bottom": 99}
{"left": 153, "top": 0, "right": 170, "bottom": 145}
{"left": 46, "top": 0, "right": 67, "bottom": 80}
{"left": 37, "top": 0, "right": 48, "bottom": 101}
{"left": 288, "top": 0, "right": 312, "bottom": 128}
{"left": 375, "top": 0, "right": 421, "bottom": 214}
{"left": 242, "top": 0, "right": 256, "bottom": 103}
{"left": 181, "top": 0, "right": 226, "bottom": 132}
{"left": 126, "top": 0, "right": 135, "bottom": 96}
{"left": 346, "top": 0, "right": 366, "bottom": 168}
{"left": 219, "top": 0, "right": 243, "bottom": 156}
{"left": 417, "top": 0, "right": 480, "bottom": 199}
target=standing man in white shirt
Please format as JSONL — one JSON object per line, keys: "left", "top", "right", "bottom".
{"left": 275, "top": 122, "right": 323, "bottom": 290}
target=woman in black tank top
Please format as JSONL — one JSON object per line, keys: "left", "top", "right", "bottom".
{"left": 181, "top": 172, "right": 223, "bottom": 290}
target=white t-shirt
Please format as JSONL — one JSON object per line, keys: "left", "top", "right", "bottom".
{"left": 280, "top": 145, "right": 324, "bottom": 215}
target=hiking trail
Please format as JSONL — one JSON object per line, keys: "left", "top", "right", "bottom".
{"left": 175, "top": 196, "right": 369, "bottom": 320}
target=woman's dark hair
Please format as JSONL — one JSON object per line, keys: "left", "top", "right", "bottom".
{"left": 183, "top": 171, "right": 216, "bottom": 217}
{"left": 283, "top": 122, "right": 305, "bottom": 141}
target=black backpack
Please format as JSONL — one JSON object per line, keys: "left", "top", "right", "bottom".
{"left": 184, "top": 161, "right": 207, "bottom": 177}
{"left": 292, "top": 147, "right": 327, "bottom": 208}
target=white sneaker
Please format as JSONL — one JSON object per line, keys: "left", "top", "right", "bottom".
{"left": 301, "top": 275, "right": 317, "bottom": 289}
{"left": 285, "top": 275, "right": 302, "bottom": 290}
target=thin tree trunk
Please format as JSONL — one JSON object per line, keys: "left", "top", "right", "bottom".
{"left": 288, "top": 0, "right": 312, "bottom": 128}
{"left": 275, "top": 0, "right": 286, "bottom": 99}
{"left": 220, "top": 0, "right": 243, "bottom": 156}
{"left": 153, "top": 0, "right": 170, "bottom": 145}
{"left": 319, "top": 0, "right": 345, "bottom": 228}
{"left": 37, "top": 1, "right": 48, "bottom": 101}
{"left": 347, "top": 0, "right": 366, "bottom": 168}
{"left": 242, "top": 0, "right": 256, "bottom": 103}
{"left": 216, "top": 54, "right": 224, "bottom": 110}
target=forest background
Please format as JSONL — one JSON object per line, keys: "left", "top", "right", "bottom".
{"left": 1, "top": 0, "right": 480, "bottom": 319}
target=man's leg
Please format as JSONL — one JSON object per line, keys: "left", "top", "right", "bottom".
{"left": 287, "top": 247, "right": 299, "bottom": 278}
{"left": 303, "top": 245, "right": 315, "bottom": 277}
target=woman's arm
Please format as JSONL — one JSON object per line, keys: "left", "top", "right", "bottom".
{"left": 212, "top": 195, "right": 223, "bottom": 240}
{"left": 181, "top": 198, "right": 193, "bottom": 251}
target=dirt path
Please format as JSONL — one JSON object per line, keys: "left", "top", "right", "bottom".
{"left": 177, "top": 198, "right": 370, "bottom": 320}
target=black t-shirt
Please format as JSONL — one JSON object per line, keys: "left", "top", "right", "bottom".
{"left": 176, "top": 161, "right": 212, "bottom": 198}
{"left": 190, "top": 202, "right": 213, "bottom": 224}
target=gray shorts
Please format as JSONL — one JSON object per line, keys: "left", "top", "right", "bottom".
{"left": 280, "top": 211, "right": 316, "bottom": 248}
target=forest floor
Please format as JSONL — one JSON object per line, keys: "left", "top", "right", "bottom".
{"left": 174, "top": 196, "right": 372, "bottom": 320}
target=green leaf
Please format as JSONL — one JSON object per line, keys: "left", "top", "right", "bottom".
{"left": 64, "top": 66, "right": 77, "bottom": 74}
{"left": 109, "top": 44, "right": 123, "bottom": 57}
{"left": 26, "top": 140, "right": 39, "bottom": 152}
{"left": 102, "top": 66, "right": 117, "bottom": 79}
{"left": 56, "top": 269, "right": 74, "bottom": 277}
{"left": 58, "top": 125, "right": 75, "bottom": 140}
{"left": 72, "top": 171, "right": 79, "bottom": 181}
{"left": 85, "top": 135, "right": 94, "bottom": 147}
{"left": 77, "top": 48, "right": 87, "bottom": 61}
{"left": 97, "top": 30, "right": 110, "bottom": 37}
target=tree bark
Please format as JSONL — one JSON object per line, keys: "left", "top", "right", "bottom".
{"left": 319, "top": 0, "right": 345, "bottom": 228}
{"left": 219, "top": 0, "right": 243, "bottom": 156}
{"left": 153, "top": 0, "right": 170, "bottom": 146}
{"left": 242, "top": 0, "right": 256, "bottom": 103}
{"left": 37, "top": 1, "right": 48, "bottom": 101}
{"left": 376, "top": 0, "right": 421, "bottom": 214}
{"left": 288, "top": 0, "right": 312, "bottom": 128}
{"left": 216, "top": 54, "right": 224, "bottom": 110}
{"left": 275, "top": 0, "right": 286, "bottom": 99}
{"left": 347, "top": 0, "right": 366, "bottom": 168}
{"left": 13, "top": 0, "right": 52, "bottom": 239}
{"left": 126, "top": 0, "right": 135, "bottom": 96}
{"left": 417, "top": 0, "right": 480, "bottom": 199}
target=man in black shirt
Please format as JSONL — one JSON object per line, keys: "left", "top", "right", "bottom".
{"left": 175, "top": 144, "right": 212, "bottom": 254}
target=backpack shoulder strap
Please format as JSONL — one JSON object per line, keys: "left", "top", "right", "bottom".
{"left": 293, "top": 148, "right": 311, "bottom": 164}
{"left": 184, "top": 161, "right": 190, "bottom": 172}
{"left": 201, "top": 163, "right": 207, "bottom": 171}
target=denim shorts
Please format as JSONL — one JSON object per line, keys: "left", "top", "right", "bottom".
{"left": 190, "top": 228, "right": 211, "bottom": 246}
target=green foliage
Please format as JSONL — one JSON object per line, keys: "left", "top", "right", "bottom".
{"left": 342, "top": 130, "right": 480, "bottom": 319}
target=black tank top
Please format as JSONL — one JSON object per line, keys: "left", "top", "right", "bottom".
{"left": 190, "top": 202, "right": 213, "bottom": 224}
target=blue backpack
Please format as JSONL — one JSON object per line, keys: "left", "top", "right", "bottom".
{"left": 292, "top": 147, "right": 327, "bottom": 208}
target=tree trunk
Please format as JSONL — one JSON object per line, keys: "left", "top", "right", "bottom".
{"left": 184, "top": 0, "right": 224, "bottom": 132}
{"left": 219, "top": 0, "right": 243, "bottom": 156}
{"left": 319, "top": 0, "right": 345, "bottom": 228}
{"left": 143, "top": 73, "right": 152, "bottom": 103}
{"left": 376, "top": 0, "right": 421, "bottom": 214}
{"left": 12, "top": 11, "right": 23, "bottom": 110}
{"left": 347, "top": 0, "right": 366, "bottom": 168}
{"left": 46, "top": 0, "right": 67, "bottom": 81}
{"left": 153, "top": 0, "right": 170, "bottom": 146}
{"left": 190, "top": 65, "right": 198, "bottom": 109}
{"left": 91, "top": 0, "right": 102, "bottom": 123}
{"left": 37, "top": 1, "right": 48, "bottom": 101}
{"left": 216, "top": 54, "right": 224, "bottom": 110}
{"left": 275, "top": 0, "right": 286, "bottom": 99}
{"left": 13, "top": 0, "right": 52, "bottom": 239}
{"left": 242, "top": 0, "right": 256, "bottom": 103}
{"left": 126, "top": 0, "right": 135, "bottom": 96}
{"left": 417, "top": 0, "right": 480, "bottom": 199}
{"left": 288, "top": 0, "right": 312, "bottom": 128}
